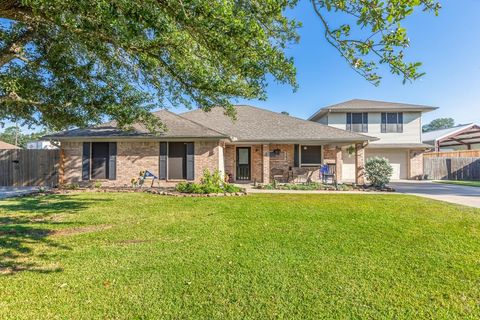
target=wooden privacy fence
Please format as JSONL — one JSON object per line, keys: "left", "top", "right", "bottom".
{"left": 0, "top": 149, "right": 60, "bottom": 187}
{"left": 424, "top": 150, "right": 480, "bottom": 158}
{"left": 424, "top": 157, "right": 480, "bottom": 181}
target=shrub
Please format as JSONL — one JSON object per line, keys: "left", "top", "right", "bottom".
{"left": 175, "top": 170, "right": 242, "bottom": 194}
{"left": 365, "top": 157, "right": 393, "bottom": 188}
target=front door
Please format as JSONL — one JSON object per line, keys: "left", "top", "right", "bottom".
{"left": 91, "top": 142, "right": 109, "bottom": 179}
{"left": 236, "top": 147, "right": 251, "bottom": 181}
{"left": 168, "top": 142, "right": 186, "bottom": 179}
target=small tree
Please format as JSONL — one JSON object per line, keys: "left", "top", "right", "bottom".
{"left": 365, "top": 157, "right": 393, "bottom": 189}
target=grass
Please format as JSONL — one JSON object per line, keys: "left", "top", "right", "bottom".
{"left": 435, "top": 180, "right": 480, "bottom": 188}
{"left": 0, "top": 193, "right": 479, "bottom": 319}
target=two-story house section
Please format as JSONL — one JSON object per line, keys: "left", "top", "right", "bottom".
{"left": 308, "top": 99, "right": 437, "bottom": 180}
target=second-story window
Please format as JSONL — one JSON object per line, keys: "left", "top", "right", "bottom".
{"left": 346, "top": 112, "right": 368, "bottom": 133}
{"left": 381, "top": 112, "right": 403, "bottom": 133}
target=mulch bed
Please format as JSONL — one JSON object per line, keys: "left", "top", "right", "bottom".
{"left": 15, "top": 187, "right": 247, "bottom": 198}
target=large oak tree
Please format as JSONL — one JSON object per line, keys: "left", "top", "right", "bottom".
{"left": 0, "top": 0, "right": 440, "bottom": 130}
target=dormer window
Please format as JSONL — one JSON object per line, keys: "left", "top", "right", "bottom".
{"left": 381, "top": 112, "right": 403, "bottom": 133}
{"left": 346, "top": 112, "right": 368, "bottom": 133}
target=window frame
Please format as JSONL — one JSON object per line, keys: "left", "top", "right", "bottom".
{"left": 299, "top": 144, "right": 323, "bottom": 167}
{"left": 381, "top": 112, "right": 404, "bottom": 133}
{"left": 346, "top": 112, "right": 368, "bottom": 133}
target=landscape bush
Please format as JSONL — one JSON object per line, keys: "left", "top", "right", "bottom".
{"left": 175, "top": 170, "right": 242, "bottom": 194}
{"left": 365, "top": 157, "right": 394, "bottom": 188}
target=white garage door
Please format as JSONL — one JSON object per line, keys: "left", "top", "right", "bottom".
{"left": 341, "top": 148, "right": 408, "bottom": 181}
{"left": 366, "top": 149, "right": 408, "bottom": 180}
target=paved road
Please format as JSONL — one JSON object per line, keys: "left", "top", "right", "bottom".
{"left": 0, "top": 187, "right": 39, "bottom": 199}
{"left": 390, "top": 181, "right": 480, "bottom": 208}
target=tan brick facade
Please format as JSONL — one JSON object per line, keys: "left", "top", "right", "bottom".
{"left": 61, "top": 140, "right": 366, "bottom": 186}
{"left": 61, "top": 141, "right": 83, "bottom": 183}
{"left": 61, "top": 140, "right": 220, "bottom": 187}
{"left": 409, "top": 149, "right": 424, "bottom": 179}
{"left": 223, "top": 143, "right": 346, "bottom": 184}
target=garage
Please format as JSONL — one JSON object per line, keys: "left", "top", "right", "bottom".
{"left": 366, "top": 149, "right": 408, "bottom": 180}
{"left": 341, "top": 148, "right": 408, "bottom": 181}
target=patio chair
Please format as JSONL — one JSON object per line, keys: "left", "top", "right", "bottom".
{"left": 321, "top": 164, "right": 336, "bottom": 184}
{"left": 271, "top": 168, "right": 285, "bottom": 184}
{"left": 138, "top": 170, "right": 158, "bottom": 188}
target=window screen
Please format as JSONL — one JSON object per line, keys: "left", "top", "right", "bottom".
{"left": 300, "top": 145, "right": 321, "bottom": 165}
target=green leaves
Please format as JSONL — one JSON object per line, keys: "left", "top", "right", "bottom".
{"left": 0, "top": 0, "right": 439, "bottom": 130}
{"left": 312, "top": 0, "right": 440, "bottom": 85}
{"left": 1, "top": 0, "right": 299, "bottom": 130}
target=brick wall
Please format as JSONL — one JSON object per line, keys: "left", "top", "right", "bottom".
{"left": 409, "top": 149, "right": 424, "bottom": 179}
{"left": 194, "top": 141, "right": 220, "bottom": 183}
{"left": 61, "top": 140, "right": 220, "bottom": 187}
{"left": 61, "top": 141, "right": 83, "bottom": 183}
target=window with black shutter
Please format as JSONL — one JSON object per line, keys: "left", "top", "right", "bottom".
{"left": 300, "top": 145, "right": 322, "bottom": 166}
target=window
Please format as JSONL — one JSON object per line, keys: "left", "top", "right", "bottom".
{"left": 381, "top": 112, "right": 403, "bottom": 133}
{"left": 346, "top": 112, "right": 368, "bottom": 132}
{"left": 300, "top": 145, "right": 322, "bottom": 166}
{"left": 83, "top": 142, "right": 116, "bottom": 180}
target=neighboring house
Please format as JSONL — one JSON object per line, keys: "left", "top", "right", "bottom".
{"left": 422, "top": 123, "right": 480, "bottom": 151}
{"left": 45, "top": 106, "right": 376, "bottom": 187}
{"left": 26, "top": 140, "right": 58, "bottom": 149}
{"left": 308, "top": 99, "right": 436, "bottom": 180}
{"left": 0, "top": 140, "right": 21, "bottom": 149}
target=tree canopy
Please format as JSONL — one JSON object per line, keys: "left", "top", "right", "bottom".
{"left": 422, "top": 118, "right": 455, "bottom": 133}
{"left": 0, "top": 125, "right": 48, "bottom": 147}
{"left": 0, "top": 0, "right": 440, "bottom": 131}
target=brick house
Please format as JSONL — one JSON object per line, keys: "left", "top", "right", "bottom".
{"left": 46, "top": 105, "right": 378, "bottom": 186}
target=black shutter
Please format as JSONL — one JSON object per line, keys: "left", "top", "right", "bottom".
{"left": 108, "top": 142, "right": 117, "bottom": 180}
{"left": 186, "top": 142, "right": 194, "bottom": 181}
{"left": 82, "top": 142, "right": 90, "bottom": 180}
{"left": 159, "top": 142, "right": 167, "bottom": 180}
{"left": 362, "top": 113, "right": 368, "bottom": 133}
{"left": 397, "top": 112, "right": 403, "bottom": 133}
{"left": 346, "top": 113, "right": 352, "bottom": 131}
{"left": 381, "top": 113, "right": 387, "bottom": 133}
{"left": 293, "top": 144, "right": 299, "bottom": 167}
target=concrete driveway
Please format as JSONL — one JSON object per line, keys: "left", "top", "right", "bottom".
{"left": 0, "top": 187, "right": 39, "bottom": 199}
{"left": 390, "top": 181, "right": 480, "bottom": 208}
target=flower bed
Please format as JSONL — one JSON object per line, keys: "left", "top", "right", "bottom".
{"left": 255, "top": 182, "right": 394, "bottom": 192}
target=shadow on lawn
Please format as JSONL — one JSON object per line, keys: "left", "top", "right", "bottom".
{"left": 0, "top": 194, "right": 110, "bottom": 275}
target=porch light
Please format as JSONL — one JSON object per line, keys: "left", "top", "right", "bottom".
{"left": 273, "top": 148, "right": 281, "bottom": 155}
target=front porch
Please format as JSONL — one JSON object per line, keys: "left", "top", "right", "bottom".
{"left": 223, "top": 143, "right": 366, "bottom": 185}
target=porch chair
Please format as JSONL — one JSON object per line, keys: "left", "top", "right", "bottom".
{"left": 321, "top": 164, "right": 336, "bottom": 185}
{"left": 271, "top": 168, "right": 285, "bottom": 184}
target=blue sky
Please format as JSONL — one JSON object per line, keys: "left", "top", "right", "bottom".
{"left": 232, "top": 0, "right": 480, "bottom": 125}
{"left": 3, "top": 1, "right": 480, "bottom": 132}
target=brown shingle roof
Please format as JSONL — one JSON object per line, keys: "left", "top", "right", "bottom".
{"left": 45, "top": 110, "right": 228, "bottom": 140}
{"left": 181, "top": 105, "right": 376, "bottom": 143}
{"left": 309, "top": 99, "right": 437, "bottom": 121}
{"left": 0, "top": 140, "right": 21, "bottom": 149}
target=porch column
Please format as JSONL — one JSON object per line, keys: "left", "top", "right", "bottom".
{"left": 355, "top": 143, "right": 365, "bottom": 185}
{"left": 262, "top": 144, "right": 270, "bottom": 184}
{"left": 335, "top": 147, "right": 342, "bottom": 182}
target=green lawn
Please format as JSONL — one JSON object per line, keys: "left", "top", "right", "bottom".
{"left": 435, "top": 180, "right": 480, "bottom": 188}
{"left": 1, "top": 193, "right": 479, "bottom": 319}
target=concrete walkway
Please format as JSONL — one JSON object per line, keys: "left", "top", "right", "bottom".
{"left": 0, "top": 187, "right": 39, "bottom": 199}
{"left": 390, "top": 181, "right": 480, "bottom": 208}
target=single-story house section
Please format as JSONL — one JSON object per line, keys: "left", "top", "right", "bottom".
{"left": 0, "top": 140, "right": 21, "bottom": 149}
{"left": 45, "top": 106, "right": 378, "bottom": 187}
